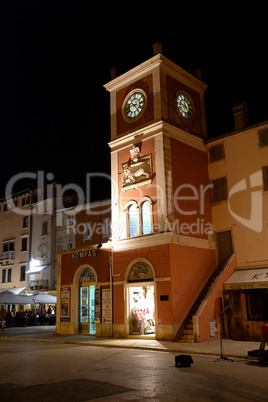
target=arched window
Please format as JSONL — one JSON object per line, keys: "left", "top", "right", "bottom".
{"left": 141, "top": 200, "right": 151, "bottom": 235}
{"left": 129, "top": 204, "right": 137, "bottom": 237}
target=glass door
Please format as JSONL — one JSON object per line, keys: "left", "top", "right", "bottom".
{"left": 89, "top": 286, "right": 95, "bottom": 334}
{"left": 80, "top": 285, "right": 96, "bottom": 334}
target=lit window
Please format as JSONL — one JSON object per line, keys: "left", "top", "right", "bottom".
{"left": 141, "top": 201, "right": 151, "bottom": 235}
{"left": 129, "top": 204, "right": 137, "bottom": 237}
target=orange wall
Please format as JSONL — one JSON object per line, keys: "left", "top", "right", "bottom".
{"left": 170, "top": 244, "right": 217, "bottom": 326}
{"left": 60, "top": 249, "right": 110, "bottom": 285}
{"left": 171, "top": 138, "right": 212, "bottom": 239}
{"left": 157, "top": 280, "right": 173, "bottom": 325}
{"left": 113, "top": 284, "right": 124, "bottom": 324}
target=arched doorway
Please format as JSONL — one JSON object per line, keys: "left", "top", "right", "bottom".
{"left": 125, "top": 259, "right": 156, "bottom": 336}
{"left": 79, "top": 267, "right": 97, "bottom": 334}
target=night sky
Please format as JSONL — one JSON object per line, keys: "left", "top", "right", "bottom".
{"left": 1, "top": 1, "right": 267, "bottom": 201}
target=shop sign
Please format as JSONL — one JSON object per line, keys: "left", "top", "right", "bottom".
{"left": 79, "top": 267, "right": 96, "bottom": 283}
{"left": 225, "top": 282, "right": 268, "bottom": 290}
{"left": 61, "top": 288, "right": 70, "bottom": 322}
{"left": 72, "top": 250, "right": 97, "bottom": 259}
{"left": 128, "top": 262, "right": 153, "bottom": 282}
{"left": 102, "top": 289, "right": 111, "bottom": 323}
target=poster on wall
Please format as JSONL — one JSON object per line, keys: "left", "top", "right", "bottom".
{"left": 102, "top": 289, "right": 111, "bottom": 323}
{"left": 61, "top": 288, "right": 70, "bottom": 322}
{"left": 95, "top": 286, "right": 101, "bottom": 323}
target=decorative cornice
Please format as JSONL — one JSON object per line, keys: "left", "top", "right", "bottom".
{"left": 109, "top": 231, "right": 214, "bottom": 252}
{"left": 108, "top": 121, "right": 206, "bottom": 153}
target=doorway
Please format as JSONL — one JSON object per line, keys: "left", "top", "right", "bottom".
{"left": 80, "top": 285, "right": 95, "bottom": 334}
{"left": 216, "top": 230, "right": 233, "bottom": 268}
{"left": 128, "top": 284, "right": 155, "bottom": 335}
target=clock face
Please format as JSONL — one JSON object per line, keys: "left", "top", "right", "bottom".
{"left": 123, "top": 90, "right": 146, "bottom": 121}
{"left": 176, "top": 92, "right": 194, "bottom": 120}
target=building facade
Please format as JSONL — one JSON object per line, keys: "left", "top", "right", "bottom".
{"left": 56, "top": 48, "right": 224, "bottom": 341}
{"left": 0, "top": 191, "right": 32, "bottom": 295}
{"left": 207, "top": 120, "right": 268, "bottom": 341}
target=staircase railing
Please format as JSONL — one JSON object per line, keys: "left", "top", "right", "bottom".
{"left": 173, "top": 257, "right": 233, "bottom": 341}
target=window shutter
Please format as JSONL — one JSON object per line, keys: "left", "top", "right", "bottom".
{"left": 209, "top": 144, "right": 225, "bottom": 163}
{"left": 259, "top": 129, "right": 268, "bottom": 148}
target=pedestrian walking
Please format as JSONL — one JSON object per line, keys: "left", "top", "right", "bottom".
{"left": 0, "top": 306, "right": 7, "bottom": 335}
{"left": 259, "top": 323, "right": 268, "bottom": 362}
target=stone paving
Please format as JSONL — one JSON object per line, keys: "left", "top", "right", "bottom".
{"left": 0, "top": 325, "right": 262, "bottom": 359}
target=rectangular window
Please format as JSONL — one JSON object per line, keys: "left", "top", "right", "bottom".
{"left": 21, "top": 237, "right": 27, "bottom": 252}
{"left": 2, "top": 269, "right": 6, "bottom": 283}
{"left": 7, "top": 268, "right": 12, "bottom": 282}
{"left": 258, "top": 129, "right": 268, "bottom": 148}
{"left": 211, "top": 177, "right": 228, "bottom": 203}
{"left": 3, "top": 241, "right": 14, "bottom": 252}
{"left": 103, "top": 218, "right": 111, "bottom": 237}
{"left": 262, "top": 166, "right": 268, "bottom": 191}
{"left": 42, "top": 221, "right": 48, "bottom": 236}
{"left": 23, "top": 216, "right": 28, "bottom": 228}
{"left": 41, "top": 243, "right": 47, "bottom": 258}
{"left": 22, "top": 196, "right": 30, "bottom": 206}
{"left": 246, "top": 289, "right": 268, "bottom": 320}
{"left": 208, "top": 143, "right": 225, "bottom": 163}
{"left": 67, "top": 237, "right": 73, "bottom": 249}
{"left": 20, "top": 265, "right": 26, "bottom": 282}
{"left": 84, "top": 222, "right": 92, "bottom": 240}
{"left": 57, "top": 239, "right": 63, "bottom": 251}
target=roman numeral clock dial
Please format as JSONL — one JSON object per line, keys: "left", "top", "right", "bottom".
{"left": 176, "top": 91, "right": 194, "bottom": 120}
{"left": 122, "top": 90, "right": 147, "bottom": 122}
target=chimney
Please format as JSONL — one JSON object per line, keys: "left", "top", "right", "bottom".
{"left": 233, "top": 101, "right": 248, "bottom": 130}
{"left": 152, "top": 42, "right": 163, "bottom": 56}
{"left": 110, "top": 67, "right": 118, "bottom": 80}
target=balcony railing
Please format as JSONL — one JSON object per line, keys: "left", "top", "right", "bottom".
{"left": 29, "top": 279, "right": 49, "bottom": 291}
{"left": 0, "top": 250, "right": 15, "bottom": 264}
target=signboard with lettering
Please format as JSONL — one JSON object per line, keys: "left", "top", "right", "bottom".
{"left": 79, "top": 267, "right": 96, "bottom": 283}
{"left": 224, "top": 268, "right": 268, "bottom": 290}
{"left": 72, "top": 250, "right": 97, "bottom": 259}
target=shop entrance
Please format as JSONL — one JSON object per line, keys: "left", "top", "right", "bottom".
{"left": 79, "top": 267, "right": 96, "bottom": 334}
{"left": 80, "top": 285, "right": 95, "bottom": 334}
{"left": 128, "top": 284, "right": 155, "bottom": 335}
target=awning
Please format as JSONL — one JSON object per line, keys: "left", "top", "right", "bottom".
{"left": 31, "top": 292, "right": 57, "bottom": 304}
{"left": 0, "top": 291, "right": 32, "bottom": 304}
{"left": 26, "top": 265, "right": 47, "bottom": 274}
{"left": 0, "top": 287, "right": 27, "bottom": 294}
{"left": 224, "top": 267, "right": 268, "bottom": 290}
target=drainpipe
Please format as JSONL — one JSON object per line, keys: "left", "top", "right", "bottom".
{"left": 109, "top": 244, "right": 113, "bottom": 337}
{"left": 28, "top": 192, "right": 33, "bottom": 291}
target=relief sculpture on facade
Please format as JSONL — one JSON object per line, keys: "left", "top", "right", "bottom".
{"left": 122, "top": 146, "right": 152, "bottom": 190}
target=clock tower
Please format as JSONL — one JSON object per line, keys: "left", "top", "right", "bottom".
{"left": 104, "top": 44, "right": 216, "bottom": 341}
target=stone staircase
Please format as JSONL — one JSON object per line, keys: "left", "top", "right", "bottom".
{"left": 177, "top": 268, "right": 222, "bottom": 343}
{"left": 178, "top": 318, "right": 195, "bottom": 343}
